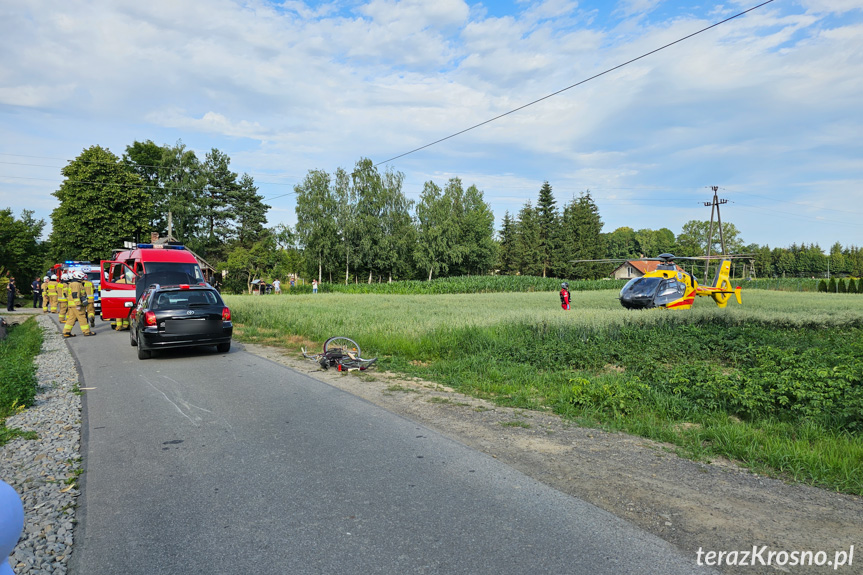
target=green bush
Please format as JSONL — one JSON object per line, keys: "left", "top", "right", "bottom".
{"left": 818, "top": 279, "right": 828, "bottom": 293}
{"left": 567, "top": 376, "right": 650, "bottom": 417}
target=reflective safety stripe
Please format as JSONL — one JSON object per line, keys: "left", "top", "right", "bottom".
{"left": 100, "top": 288, "right": 135, "bottom": 298}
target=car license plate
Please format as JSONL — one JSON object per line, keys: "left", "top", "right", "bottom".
{"left": 165, "top": 319, "right": 221, "bottom": 335}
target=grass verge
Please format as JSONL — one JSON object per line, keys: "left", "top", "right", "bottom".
{"left": 0, "top": 317, "right": 43, "bottom": 446}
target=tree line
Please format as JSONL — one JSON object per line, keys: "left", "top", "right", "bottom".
{"left": 2, "top": 142, "right": 861, "bottom": 297}
{"left": 49, "top": 142, "right": 270, "bottom": 264}
{"left": 293, "top": 158, "right": 496, "bottom": 283}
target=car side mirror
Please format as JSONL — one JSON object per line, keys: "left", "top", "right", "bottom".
{"left": 124, "top": 302, "right": 134, "bottom": 308}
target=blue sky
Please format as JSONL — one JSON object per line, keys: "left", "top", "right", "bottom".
{"left": 1, "top": 0, "right": 861, "bottom": 250}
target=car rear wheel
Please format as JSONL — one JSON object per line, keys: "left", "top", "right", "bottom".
{"left": 216, "top": 342, "right": 231, "bottom": 353}
{"left": 137, "top": 339, "right": 151, "bottom": 360}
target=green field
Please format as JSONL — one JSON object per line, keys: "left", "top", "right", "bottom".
{"left": 226, "top": 289, "right": 863, "bottom": 495}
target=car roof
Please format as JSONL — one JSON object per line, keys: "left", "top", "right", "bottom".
{"left": 149, "top": 283, "right": 214, "bottom": 292}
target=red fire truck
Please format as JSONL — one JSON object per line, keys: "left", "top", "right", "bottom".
{"left": 100, "top": 244, "right": 206, "bottom": 321}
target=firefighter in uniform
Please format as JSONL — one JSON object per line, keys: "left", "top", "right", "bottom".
{"left": 62, "top": 271, "right": 94, "bottom": 337}
{"left": 41, "top": 276, "right": 50, "bottom": 313}
{"left": 57, "top": 273, "right": 70, "bottom": 323}
{"left": 83, "top": 275, "right": 96, "bottom": 327}
{"left": 45, "top": 274, "right": 59, "bottom": 313}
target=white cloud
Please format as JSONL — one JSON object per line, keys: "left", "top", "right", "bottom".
{"left": 1, "top": 0, "right": 860, "bottom": 247}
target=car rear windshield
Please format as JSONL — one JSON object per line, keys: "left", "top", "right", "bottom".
{"left": 153, "top": 290, "right": 222, "bottom": 309}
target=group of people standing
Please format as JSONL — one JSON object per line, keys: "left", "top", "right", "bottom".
{"left": 265, "top": 278, "right": 318, "bottom": 294}
{"left": 39, "top": 272, "right": 96, "bottom": 337}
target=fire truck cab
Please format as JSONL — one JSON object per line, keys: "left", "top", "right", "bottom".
{"left": 100, "top": 244, "right": 206, "bottom": 321}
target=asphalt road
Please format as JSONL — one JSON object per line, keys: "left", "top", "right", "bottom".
{"left": 65, "top": 320, "right": 715, "bottom": 575}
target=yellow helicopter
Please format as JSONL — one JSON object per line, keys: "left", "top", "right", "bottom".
{"left": 576, "top": 253, "right": 743, "bottom": 310}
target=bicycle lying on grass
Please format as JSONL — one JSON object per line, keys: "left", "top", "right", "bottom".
{"left": 302, "top": 336, "right": 377, "bottom": 371}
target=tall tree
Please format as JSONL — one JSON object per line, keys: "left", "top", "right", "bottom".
{"left": 200, "top": 148, "right": 240, "bottom": 257}
{"left": 605, "top": 227, "right": 639, "bottom": 259}
{"left": 414, "top": 181, "right": 455, "bottom": 281}
{"left": 635, "top": 228, "right": 675, "bottom": 257}
{"left": 676, "top": 220, "right": 744, "bottom": 257}
{"left": 294, "top": 169, "right": 337, "bottom": 283}
{"left": 512, "top": 201, "right": 541, "bottom": 276}
{"left": 498, "top": 211, "right": 516, "bottom": 274}
{"left": 124, "top": 139, "right": 167, "bottom": 232}
{"left": 379, "top": 167, "right": 415, "bottom": 281}
{"left": 0, "top": 209, "right": 47, "bottom": 289}
{"left": 161, "top": 141, "right": 204, "bottom": 244}
{"left": 332, "top": 167, "right": 357, "bottom": 284}
{"left": 829, "top": 242, "right": 847, "bottom": 276}
{"left": 535, "top": 181, "right": 558, "bottom": 277}
{"left": 557, "top": 191, "right": 605, "bottom": 279}
{"left": 352, "top": 158, "right": 387, "bottom": 283}
{"left": 123, "top": 139, "right": 204, "bottom": 243}
{"left": 50, "top": 146, "right": 151, "bottom": 260}
{"left": 454, "top": 184, "right": 496, "bottom": 275}
{"left": 231, "top": 173, "right": 270, "bottom": 247}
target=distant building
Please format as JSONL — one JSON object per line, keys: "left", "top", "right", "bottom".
{"left": 610, "top": 260, "right": 683, "bottom": 280}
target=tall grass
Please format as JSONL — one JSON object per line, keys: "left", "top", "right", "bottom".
{"left": 0, "top": 318, "right": 43, "bottom": 445}
{"left": 226, "top": 289, "right": 863, "bottom": 494}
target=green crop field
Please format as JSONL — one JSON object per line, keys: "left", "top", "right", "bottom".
{"left": 225, "top": 288, "right": 863, "bottom": 495}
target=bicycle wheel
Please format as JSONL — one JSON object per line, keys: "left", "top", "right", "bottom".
{"left": 323, "top": 336, "right": 361, "bottom": 358}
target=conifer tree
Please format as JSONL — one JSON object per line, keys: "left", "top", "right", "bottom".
{"left": 498, "top": 211, "right": 516, "bottom": 274}
{"left": 535, "top": 181, "right": 558, "bottom": 277}
{"left": 556, "top": 191, "right": 605, "bottom": 279}
{"left": 512, "top": 202, "right": 542, "bottom": 276}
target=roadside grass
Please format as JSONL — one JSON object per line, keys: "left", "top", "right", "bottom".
{"left": 0, "top": 317, "right": 43, "bottom": 446}
{"left": 226, "top": 289, "right": 863, "bottom": 495}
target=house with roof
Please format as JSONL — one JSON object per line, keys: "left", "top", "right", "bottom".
{"left": 610, "top": 260, "right": 683, "bottom": 280}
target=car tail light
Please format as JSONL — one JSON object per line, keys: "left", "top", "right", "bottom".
{"left": 222, "top": 307, "right": 231, "bottom": 321}
{"left": 144, "top": 311, "right": 157, "bottom": 326}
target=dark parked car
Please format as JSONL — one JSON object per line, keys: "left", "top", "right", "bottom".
{"left": 130, "top": 283, "right": 232, "bottom": 360}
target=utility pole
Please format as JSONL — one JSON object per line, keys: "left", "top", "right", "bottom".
{"left": 704, "top": 186, "right": 728, "bottom": 283}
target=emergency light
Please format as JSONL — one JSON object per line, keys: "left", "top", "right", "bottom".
{"left": 135, "top": 244, "right": 185, "bottom": 250}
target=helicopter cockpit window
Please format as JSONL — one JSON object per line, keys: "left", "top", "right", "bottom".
{"left": 620, "top": 277, "right": 662, "bottom": 299}
{"left": 654, "top": 279, "right": 686, "bottom": 305}
{"left": 658, "top": 280, "right": 680, "bottom": 297}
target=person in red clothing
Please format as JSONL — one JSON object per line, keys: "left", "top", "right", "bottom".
{"left": 559, "top": 282, "right": 571, "bottom": 310}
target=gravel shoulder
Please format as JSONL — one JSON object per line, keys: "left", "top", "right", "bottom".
{"left": 245, "top": 343, "right": 863, "bottom": 575}
{"left": 1, "top": 312, "right": 80, "bottom": 575}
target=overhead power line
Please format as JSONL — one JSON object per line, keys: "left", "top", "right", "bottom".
{"left": 372, "top": 0, "right": 776, "bottom": 168}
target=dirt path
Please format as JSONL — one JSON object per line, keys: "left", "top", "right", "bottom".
{"left": 245, "top": 343, "right": 862, "bottom": 574}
